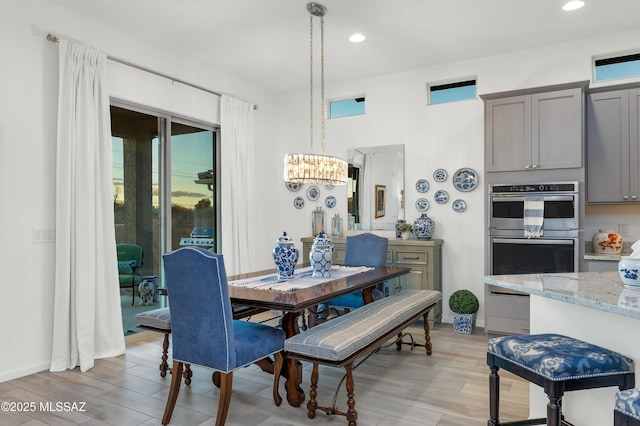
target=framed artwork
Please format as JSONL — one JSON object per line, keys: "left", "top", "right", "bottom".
{"left": 375, "top": 185, "right": 386, "bottom": 218}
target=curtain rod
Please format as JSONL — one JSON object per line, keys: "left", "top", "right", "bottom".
{"left": 46, "top": 33, "right": 258, "bottom": 110}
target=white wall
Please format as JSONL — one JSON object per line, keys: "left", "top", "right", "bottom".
{"left": 4, "top": 0, "right": 640, "bottom": 382}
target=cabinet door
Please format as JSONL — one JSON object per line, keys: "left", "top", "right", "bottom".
{"left": 587, "top": 90, "right": 630, "bottom": 202}
{"left": 631, "top": 89, "right": 640, "bottom": 199}
{"left": 532, "top": 88, "right": 583, "bottom": 170}
{"left": 485, "top": 95, "right": 531, "bottom": 172}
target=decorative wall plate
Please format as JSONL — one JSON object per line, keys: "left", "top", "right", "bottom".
{"left": 306, "top": 185, "right": 320, "bottom": 201}
{"left": 325, "top": 184, "right": 335, "bottom": 190}
{"left": 452, "top": 199, "right": 466, "bottom": 212}
{"left": 416, "top": 198, "right": 430, "bottom": 212}
{"left": 452, "top": 168, "right": 478, "bottom": 192}
{"left": 415, "top": 179, "right": 430, "bottom": 193}
{"left": 434, "top": 189, "right": 449, "bottom": 204}
{"left": 433, "top": 169, "right": 447, "bottom": 182}
{"left": 285, "top": 182, "right": 303, "bottom": 192}
{"left": 325, "top": 195, "right": 336, "bottom": 208}
{"left": 294, "top": 196, "right": 305, "bottom": 209}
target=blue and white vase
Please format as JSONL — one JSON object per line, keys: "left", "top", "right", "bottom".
{"left": 413, "top": 213, "right": 435, "bottom": 240}
{"left": 273, "top": 232, "right": 299, "bottom": 280}
{"left": 310, "top": 232, "right": 334, "bottom": 278}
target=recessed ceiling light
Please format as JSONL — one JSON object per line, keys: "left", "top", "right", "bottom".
{"left": 562, "top": 1, "right": 585, "bottom": 11}
{"left": 349, "top": 33, "right": 366, "bottom": 43}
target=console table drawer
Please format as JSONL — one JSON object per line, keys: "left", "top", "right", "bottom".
{"left": 394, "top": 250, "right": 427, "bottom": 265}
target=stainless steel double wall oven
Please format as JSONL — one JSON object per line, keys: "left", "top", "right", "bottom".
{"left": 486, "top": 181, "right": 581, "bottom": 335}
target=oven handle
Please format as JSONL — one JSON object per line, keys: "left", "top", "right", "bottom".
{"left": 493, "top": 237, "right": 574, "bottom": 245}
{"left": 491, "top": 195, "right": 575, "bottom": 202}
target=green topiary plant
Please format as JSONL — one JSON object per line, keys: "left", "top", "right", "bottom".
{"left": 397, "top": 223, "right": 413, "bottom": 233}
{"left": 448, "top": 289, "right": 479, "bottom": 315}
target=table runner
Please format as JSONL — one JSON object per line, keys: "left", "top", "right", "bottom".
{"left": 228, "top": 265, "right": 373, "bottom": 292}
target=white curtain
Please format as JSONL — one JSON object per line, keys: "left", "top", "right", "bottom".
{"left": 50, "top": 40, "right": 125, "bottom": 372}
{"left": 220, "top": 95, "right": 255, "bottom": 275}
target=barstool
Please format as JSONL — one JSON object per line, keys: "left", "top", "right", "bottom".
{"left": 487, "top": 333, "right": 635, "bottom": 426}
{"left": 615, "top": 388, "right": 640, "bottom": 425}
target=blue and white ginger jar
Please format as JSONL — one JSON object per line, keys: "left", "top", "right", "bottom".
{"left": 310, "top": 232, "right": 334, "bottom": 278}
{"left": 413, "top": 213, "right": 435, "bottom": 240}
{"left": 273, "top": 232, "right": 299, "bottom": 280}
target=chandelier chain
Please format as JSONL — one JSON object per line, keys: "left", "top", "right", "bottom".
{"left": 309, "top": 14, "right": 314, "bottom": 153}
{"left": 320, "top": 16, "right": 325, "bottom": 154}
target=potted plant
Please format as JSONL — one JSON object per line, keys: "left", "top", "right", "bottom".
{"left": 397, "top": 223, "right": 413, "bottom": 240}
{"left": 449, "top": 289, "right": 479, "bottom": 334}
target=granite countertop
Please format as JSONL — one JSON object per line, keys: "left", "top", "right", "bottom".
{"left": 481, "top": 271, "right": 640, "bottom": 319}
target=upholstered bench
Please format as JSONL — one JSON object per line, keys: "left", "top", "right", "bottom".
{"left": 283, "top": 289, "right": 441, "bottom": 426}
{"left": 615, "top": 388, "right": 640, "bottom": 425}
{"left": 487, "top": 333, "right": 635, "bottom": 426}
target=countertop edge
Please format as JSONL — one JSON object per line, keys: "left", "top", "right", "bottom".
{"left": 481, "top": 273, "right": 640, "bottom": 320}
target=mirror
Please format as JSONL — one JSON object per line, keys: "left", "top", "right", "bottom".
{"left": 347, "top": 144, "right": 404, "bottom": 230}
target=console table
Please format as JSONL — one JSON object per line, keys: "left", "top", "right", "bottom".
{"left": 301, "top": 236, "right": 443, "bottom": 324}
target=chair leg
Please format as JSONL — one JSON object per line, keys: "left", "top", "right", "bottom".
{"left": 162, "top": 360, "right": 183, "bottom": 425}
{"left": 273, "top": 351, "right": 283, "bottom": 406}
{"left": 183, "top": 363, "right": 192, "bottom": 385}
{"left": 344, "top": 362, "right": 357, "bottom": 426}
{"left": 488, "top": 364, "right": 500, "bottom": 426}
{"left": 216, "top": 372, "right": 233, "bottom": 426}
{"left": 307, "top": 363, "right": 319, "bottom": 419}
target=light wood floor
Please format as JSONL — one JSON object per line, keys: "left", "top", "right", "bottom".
{"left": 0, "top": 317, "right": 529, "bottom": 425}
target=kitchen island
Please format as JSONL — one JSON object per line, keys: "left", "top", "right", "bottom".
{"left": 481, "top": 271, "right": 640, "bottom": 426}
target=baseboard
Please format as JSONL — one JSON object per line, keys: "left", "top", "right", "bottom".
{"left": 0, "top": 361, "right": 50, "bottom": 383}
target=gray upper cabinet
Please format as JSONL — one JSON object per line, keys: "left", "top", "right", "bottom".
{"left": 587, "top": 87, "right": 640, "bottom": 203}
{"left": 483, "top": 84, "right": 586, "bottom": 172}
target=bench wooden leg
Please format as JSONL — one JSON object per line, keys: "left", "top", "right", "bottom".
{"left": 307, "top": 363, "right": 319, "bottom": 419}
{"left": 488, "top": 364, "right": 500, "bottom": 425}
{"left": 422, "top": 313, "right": 432, "bottom": 355}
{"left": 345, "top": 362, "right": 358, "bottom": 426}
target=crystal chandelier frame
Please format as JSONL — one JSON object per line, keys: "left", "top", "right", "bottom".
{"left": 283, "top": 2, "right": 348, "bottom": 185}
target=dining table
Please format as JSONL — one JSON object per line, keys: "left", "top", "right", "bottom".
{"left": 226, "top": 264, "right": 411, "bottom": 407}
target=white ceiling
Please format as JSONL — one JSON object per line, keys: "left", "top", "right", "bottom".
{"left": 46, "top": 0, "right": 640, "bottom": 92}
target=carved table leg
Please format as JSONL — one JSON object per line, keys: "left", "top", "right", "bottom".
{"left": 282, "top": 311, "right": 305, "bottom": 407}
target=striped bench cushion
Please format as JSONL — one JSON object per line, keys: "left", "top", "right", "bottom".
{"left": 285, "top": 289, "right": 441, "bottom": 362}
{"left": 136, "top": 307, "right": 171, "bottom": 330}
{"left": 616, "top": 388, "right": 640, "bottom": 421}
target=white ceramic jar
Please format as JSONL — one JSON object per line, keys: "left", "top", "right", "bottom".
{"left": 592, "top": 229, "right": 623, "bottom": 254}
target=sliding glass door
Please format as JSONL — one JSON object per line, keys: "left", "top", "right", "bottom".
{"left": 111, "top": 101, "right": 218, "bottom": 333}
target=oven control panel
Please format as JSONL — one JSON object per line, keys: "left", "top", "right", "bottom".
{"left": 491, "top": 182, "right": 577, "bottom": 194}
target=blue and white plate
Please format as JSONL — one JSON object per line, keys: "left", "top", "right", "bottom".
{"left": 416, "top": 179, "right": 430, "bottom": 193}
{"left": 325, "top": 195, "right": 336, "bottom": 208}
{"left": 433, "top": 169, "right": 447, "bottom": 182}
{"left": 452, "top": 199, "right": 466, "bottom": 213}
{"left": 434, "top": 190, "right": 449, "bottom": 204}
{"left": 452, "top": 168, "right": 478, "bottom": 192}
{"left": 416, "top": 198, "right": 430, "bottom": 212}
{"left": 285, "top": 182, "right": 303, "bottom": 192}
{"left": 294, "top": 197, "right": 305, "bottom": 209}
{"left": 307, "top": 185, "right": 320, "bottom": 201}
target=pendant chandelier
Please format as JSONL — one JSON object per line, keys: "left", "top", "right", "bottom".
{"left": 283, "top": 2, "right": 348, "bottom": 185}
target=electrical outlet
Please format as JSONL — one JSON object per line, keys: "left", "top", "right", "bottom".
{"left": 619, "top": 224, "right": 629, "bottom": 237}
{"left": 32, "top": 228, "right": 56, "bottom": 243}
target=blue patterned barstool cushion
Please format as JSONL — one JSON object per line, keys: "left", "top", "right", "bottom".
{"left": 488, "top": 333, "right": 634, "bottom": 381}
{"left": 616, "top": 388, "right": 640, "bottom": 421}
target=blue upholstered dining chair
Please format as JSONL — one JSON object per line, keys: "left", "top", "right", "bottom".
{"left": 161, "top": 247, "right": 286, "bottom": 426}
{"left": 308, "top": 233, "right": 388, "bottom": 326}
